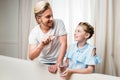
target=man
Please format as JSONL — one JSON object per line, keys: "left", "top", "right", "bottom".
{"left": 29, "top": 1, "right": 67, "bottom": 73}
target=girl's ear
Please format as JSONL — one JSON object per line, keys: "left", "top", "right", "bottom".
{"left": 85, "top": 33, "right": 90, "bottom": 39}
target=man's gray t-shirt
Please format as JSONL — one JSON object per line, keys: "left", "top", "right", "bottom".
{"left": 29, "top": 19, "right": 67, "bottom": 63}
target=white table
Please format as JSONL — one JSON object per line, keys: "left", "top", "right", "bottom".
{"left": 0, "top": 55, "right": 120, "bottom": 80}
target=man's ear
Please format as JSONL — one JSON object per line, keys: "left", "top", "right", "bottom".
{"left": 36, "top": 16, "right": 41, "bottom": 24}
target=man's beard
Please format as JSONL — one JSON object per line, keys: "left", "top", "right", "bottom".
{"left": 41, "top": 20, "right": 54, "bottom": 28}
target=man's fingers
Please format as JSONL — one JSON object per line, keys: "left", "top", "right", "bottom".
{"left": 48, "top": 65, "right": 57, "bottom": 73}
{"left": 50, "top": 35, "right": 56, "bottom": 40}
{"left": 42, "top": 38, "right": 51, "bottom": 45}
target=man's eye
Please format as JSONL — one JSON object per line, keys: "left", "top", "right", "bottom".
{"left": 46, "top": 15, "right": 52, "bottom": 18}
{"left": 46, "top": 16, "right": 50, "bottom": 18}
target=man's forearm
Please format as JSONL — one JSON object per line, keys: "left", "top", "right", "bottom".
{"left": 29, "top": 43, "right": 44, "bottom": 60}
{"left": 56, "top": 43, "right": 67, "bottom": 65}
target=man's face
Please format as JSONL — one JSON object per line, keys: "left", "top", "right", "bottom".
{"left": 39, "top": 8, "right": 54, "bottom": 28}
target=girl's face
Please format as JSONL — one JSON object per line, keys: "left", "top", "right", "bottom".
{"left": 74, "top": 25, "right": 89, "bottom": 42}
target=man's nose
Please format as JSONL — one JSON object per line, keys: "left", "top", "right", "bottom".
{"left": 50, "top": 16, "right": 53, "bottom": 20}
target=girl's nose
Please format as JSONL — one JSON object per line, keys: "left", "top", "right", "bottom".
{"left": 74, "top": 33, "right": 76, "bottom": 36}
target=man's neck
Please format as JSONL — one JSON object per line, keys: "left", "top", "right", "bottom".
{"left": 39, "top": 24, "right": 50, "bottom": 33}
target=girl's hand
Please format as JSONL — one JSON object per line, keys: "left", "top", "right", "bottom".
{"left": 60, "top": 69, "right": 72, "bottom": 79}
{"left": 58, "top": 63, "right": 68, "bottom": 73}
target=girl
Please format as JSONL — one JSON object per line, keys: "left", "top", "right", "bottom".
{"left": 59, "top": 22, "right": 101, "bottom": 79}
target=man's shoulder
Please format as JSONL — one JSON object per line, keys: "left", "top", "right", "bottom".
{"left": 54, "top": 19, "right": 63, "bottom": 23}
{"left": 53, "top": 19, "right": 65, "bottom": 28}
{"left": 30, "top": 25, "right": 39, "bottom": 33}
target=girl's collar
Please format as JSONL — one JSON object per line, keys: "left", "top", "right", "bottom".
{"left": 76, "top": 42, "right": 88, "bottom": 50}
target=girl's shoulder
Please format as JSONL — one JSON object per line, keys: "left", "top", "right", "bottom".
{"left": 65, "top": 43, "right": 77, "bottom": 58}
{"left": 87, "top": 43, "right": 95, "bottom": 49}
{"left": 68, "top": 43, "right": 77, "bottom": 50}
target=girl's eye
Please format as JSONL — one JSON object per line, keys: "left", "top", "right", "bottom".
{"left": 75, "top": 30, "right": 80, "bottom": 33}
{"left": 78, "top": 30, "right": 80, "bottom": 32}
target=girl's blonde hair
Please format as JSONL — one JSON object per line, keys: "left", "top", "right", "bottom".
{"left": 78, "top": 22, "right": 94, "bottom": 39}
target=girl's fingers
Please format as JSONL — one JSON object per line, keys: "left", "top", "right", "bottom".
{"left": 61, "top": 70, "right": 67, "bottom": 75}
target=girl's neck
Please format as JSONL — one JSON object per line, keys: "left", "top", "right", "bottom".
{"left": 77, "top": 41, "right": 87, "bottom": 49}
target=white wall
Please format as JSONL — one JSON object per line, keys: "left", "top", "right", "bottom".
{"left": 0, "top": 0, "right": 19, "bottom": 58}
{"left": 49, "top": 0, "right": 95, "bottom": 45}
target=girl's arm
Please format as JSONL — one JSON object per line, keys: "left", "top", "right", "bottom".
{"left": 69, "top": 65, "right": 95, "bottom": 74}
{"left": 61, "top": 65, "right": 94, "bottom": 79}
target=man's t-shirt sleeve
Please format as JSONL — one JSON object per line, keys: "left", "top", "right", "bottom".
{"left": 29, "top": 30, "right": 38, "bottom": 44}
{"left": 57, "top": 20, "right": 67, "bottom": 36}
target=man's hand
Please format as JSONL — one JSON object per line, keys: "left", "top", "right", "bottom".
{"left": 41, "top": 35, "right": 51, "bottom": 45}
{"left": 41, "top": 35, "right": 55, "bottom": 45}
{"left": 48, "top": 64, "right": 58, "bottom": 73}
